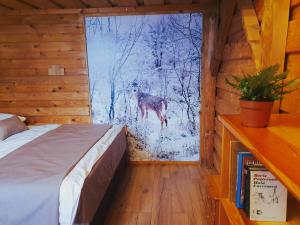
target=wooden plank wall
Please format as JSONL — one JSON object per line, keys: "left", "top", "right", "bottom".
{"left": 0, "top": 13, "right": 91, "bottom": 124}
{"left": 281, "top": 1, "right": 300, "bottom": 113}
{"left": 213, "top": 7, "right": 256, "bottom": 172}
{"left": 213, "top": 0, "right": 300, "bottom": 171}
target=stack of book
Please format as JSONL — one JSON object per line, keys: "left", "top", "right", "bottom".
{"left": 235, "top": 152, "right": 288, "bottom": 222}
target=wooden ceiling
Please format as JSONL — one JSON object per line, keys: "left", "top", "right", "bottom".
{"left": 0, "top": 0, "right": 214, "bottom": 11}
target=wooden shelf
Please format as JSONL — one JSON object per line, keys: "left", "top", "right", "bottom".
{"left": 210, "top": 114, "right": 300, "bottom": 225}
{"left": 221, "top": 197, "right": 300, "bottom": 225}
{"left": 218, "top": 114, "right": 300, "bottom": 202}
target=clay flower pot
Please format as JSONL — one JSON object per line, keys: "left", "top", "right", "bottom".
{"left": 240, "top": 100, "right": 274, "bottom": 128}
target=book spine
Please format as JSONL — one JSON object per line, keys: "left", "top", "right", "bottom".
{"left": 243, "top": 165, "right": 251, "bottom": 216}
{"left": 235, "top": 153, "right": 256, "bottom": 208}
{"left": 235, "top": 154, "right": 244, "bottom": 208}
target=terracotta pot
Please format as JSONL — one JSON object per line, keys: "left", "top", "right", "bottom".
{"left": 240, "top": 100, "right": 274, "bottom": 128}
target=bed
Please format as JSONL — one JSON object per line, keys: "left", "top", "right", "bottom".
{"left": 0, "top": 114, "right": 128, "bottom": 225}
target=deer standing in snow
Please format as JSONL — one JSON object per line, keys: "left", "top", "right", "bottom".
{"left": 132, "top": 86, "right": 168, "bottom": 128}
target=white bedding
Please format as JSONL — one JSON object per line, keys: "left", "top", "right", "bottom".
{"left": 0, "top": 124, "right": 123, "bottom": 225}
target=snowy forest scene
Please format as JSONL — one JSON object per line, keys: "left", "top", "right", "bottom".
{"left": 85, "top": 13, "right": 202, "bottom": 161}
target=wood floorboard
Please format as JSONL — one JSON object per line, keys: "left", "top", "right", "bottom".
{"left": 103, "top": 164, "right": 215, "bottom": 225}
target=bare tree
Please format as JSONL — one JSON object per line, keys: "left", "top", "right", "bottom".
{"left": 86, "top": 16, "right": 121, "bottom": 38}
{"left": 144, "top": 18, "right": 169, "bottom": 99}
{"left": 108, "top": 18, "right": 145, "bottom": 121}
{"left": 166, "top": 14, "right": 201, "bottom": 134}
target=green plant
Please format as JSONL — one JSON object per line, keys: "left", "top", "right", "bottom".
{"left": 226, "top": 64, "right": 299, "bottom": 101}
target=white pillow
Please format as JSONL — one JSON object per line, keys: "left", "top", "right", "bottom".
{"left": 0, "top": 113, "right": 26, "bottom": 122}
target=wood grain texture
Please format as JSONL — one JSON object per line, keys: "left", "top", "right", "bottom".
{"left": 261, "top": 0, "right": 290, "bottom": 72}
{"left": 258, "top": 0, "right": 290, "bottom": 113}
{"left": 0, "top": 14, "right": 83, "bottom": 25}
{"left": 213, "top": 7, "right": 256, "bottom": 172}
{"left": 240, "top": 0, "right": 261, "bottom": 70}
{"left": 200, "top": 16, "right": 217, "bottom": 168}
{"left": 208, "top": 113, "right": 300, "bottom": 225}
{"left": 111, "top": 0, "right": 137, "bottom": 6}
{"left": 81, "top": 0, "right": 111, "bottom": 7}
{"left": 210, "top": 0, "right": 237, "bottom": 76}
{"left": 0, "top": 0, "right": 216, "bottom": 11}
{"left": 286, "top": 19, "right": 300, "bottom": 53}
{"left": 291, "top": 0, "right": 300, "bottom": 8}
{"left": 222, "top": 42, "right": 252, "bottom": 61}
{"left": 143, "top": 0, "right": 164, "bottom": 5}
{"left": 253, "top": 0, "right": 264, "bottom": 22}
{"left": 219, "top": 114, "right": 300, "bottom": 202}
{"left": 216, "top": 114, "right": 300, "bottom": 225}
{"left": 282, "top": 4, "right": 300, "bottom": 113}
{"left": 51, "top": 0, "right": 86, "bottom": 8}
{"left": 21, "top": 0, "right": 61, "bottom": 9}
{"left": 165, "top": 0, "right": 193, "bottom": 4}
{"left": 0, "top": 3, "right": 214, "bottom": 16}
{"left": 0, "top": 13, "right": 91, "bottom": 124}
{"left": 220, "top": 197, "right": 300, "bottom": 225}
{"left": 103, "top": 164, "right": 216, "bottom": 225}
{"left": 0, "top": 0, "right": 36, "bottom": 9}
{"left": 0, "top": 4, "right": 11, "bottom": 12}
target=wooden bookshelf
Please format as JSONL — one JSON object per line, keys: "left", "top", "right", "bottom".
{"left": 221, "top": 198, "right": 300, "bottom": 225}
{"left": 207, "top": 114, "right": 300, "bottom": 225}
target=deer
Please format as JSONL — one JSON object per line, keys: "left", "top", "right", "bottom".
{"left": 132, "top": 86, "right": 168, "bottom": 128}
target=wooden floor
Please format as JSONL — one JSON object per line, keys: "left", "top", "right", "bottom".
{"left": 103, "top": 164, "right": 215, "bottom": 225}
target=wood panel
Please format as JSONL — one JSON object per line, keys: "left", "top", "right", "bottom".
{"left": 165, "top": 0, "right": 193, "bottom": 4}
{"left": 143, "top": 0, "right": 164, "bottom": 5}
{"left": 261, "top": 0, "right": 290, "bottom": 71}
{"left": 0, "top": 0, "right": 36, "bottom": 10}
{"left": 213, "top": 7, "right": 256, "bottom": 172}
{"left": 0, "top": 4, "right": 10, "bottom": 12}
{"left": 0, "top": 0, "right": 217, "bottom": 12}
{"left": 281, "top": 4, "right": 300, "bottom": 113}
{"left": 222, "top": 42, "right": 252, "bottom": 61}
{"left": 0, "top": 13, "right": 91, "bottom": 124}
{"left": 286, "top": 20, "right": 300, "bottom": 53}
{"left": 20, "top": 0, "right": 61, "bottom": 9}
{"left": 0, "top": 24, "right": 84, "bottom": 35}
{"left": 110, "top": 0, "right": 137, "bottom": 7}
{"left": 211, "top": 0, "right": 299, "bottom": 172}
{"left": 210, "top": 0, "right": 237, "bottom": 76}
{"left": 240, "top": 0, "right": 261, "bottom": 70}
{"left": 81, "top": 0, "right": 111, "bottom": 7}
{"left": 0, "top": 4, "right": 214, "bottom": 17}
{"left": 51, "top": 0, "right": 86, "bottom": 8}
{"left": 253, "top": 0, "right": 264, "bottom": 22}
{"left": 200, "top": 16, "right": 217, "bottom": 168}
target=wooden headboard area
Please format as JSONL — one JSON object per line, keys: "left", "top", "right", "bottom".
{"left": 201, "top": 0, "right": 300, "bottom": 170}
{"left": 0, "top": 0, "right": 212, "bottom": 125}
{"left": 281, "top": 1, "right": 300, "bottom": 112}
{"left": 0, "top": 13, "right": 90, "bottom": 125}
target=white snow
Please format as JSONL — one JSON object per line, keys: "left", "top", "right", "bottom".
{"left": 85, "top": 13, "right": 202, "bottom": 161}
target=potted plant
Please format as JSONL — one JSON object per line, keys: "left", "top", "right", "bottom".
{"left": 226, "top": 64, "right": 298, "bottom": 128}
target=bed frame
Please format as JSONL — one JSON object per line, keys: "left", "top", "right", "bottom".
{"left": 91, "top": 150, "right": 129, "bottom": 225}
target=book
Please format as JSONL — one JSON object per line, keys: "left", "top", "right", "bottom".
{"left": 235, "top": 152, "right": 261, "bottom": 208}
{"left": 230, "top": 142, "right": 248, "bottom": 202}
{"left": 244, "top": 165, "right": 288, "bottom": 222}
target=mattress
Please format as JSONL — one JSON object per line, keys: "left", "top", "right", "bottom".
{"left": 0, "top": 124, "right": 124, "bottom": 225}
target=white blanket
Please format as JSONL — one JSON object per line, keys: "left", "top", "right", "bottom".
{"left": 0, "top": 124, "right": 123, "bottom": 225}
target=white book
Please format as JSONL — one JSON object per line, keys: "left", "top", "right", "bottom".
{"left": 249, "top": 169, "right": 288, "bottom": 222}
